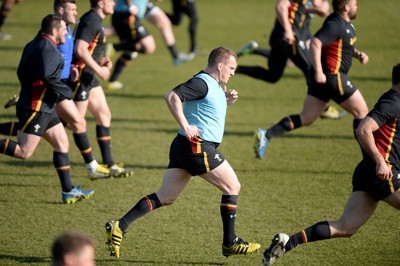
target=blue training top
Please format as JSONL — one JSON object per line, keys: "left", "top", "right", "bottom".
{"left": 115, "top": 0, "right": 148, "bottom": 19}
{"left": 58, "top": 25, "right": 74, "bottom": 79}
{"left": 178, "top": 72, "right": 227, "bottom": 143}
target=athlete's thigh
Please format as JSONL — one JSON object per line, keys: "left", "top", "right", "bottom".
{"left": 300, "top": 95, "right": 327, "bottom": 125}
{"left": 42, "top": 123, "right": 69, "bottom": 152}
{"left": 88, "top": 86, "right": 111, "bottom": 126}
{"left": 268, "top": 41, "right": 289, "bottom": 75}
{"left": 156, "top": 168, "right": 192, "bottom": 203}
{"left": 383, "top": 188, "right": 400, "bottom": 210}
{"left": 330, "top": 191, "right": 378, "bottom": 235}
{"left": 146, "top": 7, "right": 170, "bottom": 28}
{"left": 16, "top": 130, "right": 41, "bottom": 155}
{"left": 140, "top": 34, "right": 156, "bottom": 54}
{"left": 201, "top": 160, "right": 240, "bottom": 195}
{"left": 339, "top": 89, "right": 368, "bottom": 119}
{"left": 56, "top": 99, "right": 83, "bottom": 126}
{"left": 74, "top": 100, "right": 89, "bottom": 118}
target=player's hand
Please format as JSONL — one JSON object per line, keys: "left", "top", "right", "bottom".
{"left": 100, "top": 56, "right": 113, "bottom": 69}
{"left": 314, "top": 71, "right": 326, "bottom": 84}
{"left": 358, "top": 52, "right": 369, "bottom": 65}
{"left": 97, "top": 66, "right": 111, "bottom": 80}
{"left": 376, "top": 162, "right": 392, "bottom": 181}
{"left": 129, "top": 5, "right": 139, "bottom": 15}
{"left": 182, "top": 125, "right": 202, "bottom": 140}
{"left": 224, "top": 86, "right": 238, "bottom": 106}
{"left": 284, "top": 31, "right": 294, "bottom": 45}
{"left": 70, "top": 65, "right": 79, "bottom": 82}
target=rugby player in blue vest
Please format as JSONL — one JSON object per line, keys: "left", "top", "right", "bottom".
{"left": 105, "top": 47, "right": 261, "bottom": 259}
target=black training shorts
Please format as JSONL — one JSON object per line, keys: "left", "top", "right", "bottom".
{"left": 352, "top": 159, "right": 400, "bottom": 201}
{"left": 17, "top": 109, "right": 60, "bottom": 137}
{"left": 308, "top": 71, "right": 357, "bottom": 104}
{"left": 168, "top": 134, "right": 225, "bottom": 176}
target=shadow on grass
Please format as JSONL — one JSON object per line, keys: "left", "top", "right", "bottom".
{"left": 224, "top": 130, "right": 354, "bottom": 140}
{"left": 104, "top": 92, "right": 164, "bottom": 100}
{"left": 0, "top": 254, "right": 49, "bottom": 264}
{"left": 1, "top": 160, "right": 56, "bottom": 168}
{"left": 0, "top": 113, "right": 18, "bottom": 119}
{"left": 97, "top": 258, "right": 225, "bottom": 265}
{"left": 0, "top": 64, "right": 19, "bottom": 71}
{"left": 0, "top": 81, "right": 19, "bottom": 87}
{"left": 283, "top": 72, "right": 391, "bottom": 82}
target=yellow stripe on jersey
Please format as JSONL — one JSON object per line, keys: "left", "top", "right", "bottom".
{"left": 334, "top": 39, "right": 343, "bottom": 74}
{"left": 385, "top": 117, "right": 397, "bottom": 162}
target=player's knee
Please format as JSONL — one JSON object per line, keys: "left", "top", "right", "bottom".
{"left": 16, "top": 151, "right": 33, "bottom": 159}
{"left": 53, "top": 137, "right": 69, "bottom": 152}
{"left": 224, "top": 181, "right": 241, "bottom": 195}
{"left": 14, "top": 146, "right": 35, "bottom": 159}
{"left": 337, "top": 229, "right": 357, "bottom": 238}
{"left": 268, "top": 75, "right": 281, "bottom": 83}
{"left": 145, "top": 44, "right": 156, "bottom": 54}
{"left": 70, "top": 118, "right": 86, "bottom": 133}
{"left": 159, "top": 197, "right": 176, "bottom": 206}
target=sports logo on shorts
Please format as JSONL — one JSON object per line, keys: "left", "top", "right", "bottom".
{"left": 81, "top": 91, "right": 88, "bottom": 100}
{"left": 34, "top": 124, "right": 41, "bottom": 133}
{"left": 214, "top": 154, "right": 222, "bottom": 162}
{"left": 346, "top": 80, "right": 353, "bottom": 88}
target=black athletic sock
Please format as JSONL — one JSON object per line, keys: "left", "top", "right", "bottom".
{"left": 285, "top": 221, "right": 331, "bottom": 252}
{"left": 220, "top": 195, "right": 238, "bottom": 246}
{"left": 188, "top": 18, "right": 198, "bottom": 52}
{"left": 73, "top": 132, "right": 94, "bottom": 164}
{"left": 96, "top": 125, "right": 114, "bottom": 167}
{"left": 253, "top": 48, "right": 271, "bottom": 58}
{"left": 266, "top": 115, "right": 302, "bottom": 140}
{"left": 53, "top": 151, "right": 73, "bottom": 192}
{"left": 0, "top": 4, "right": 10, "bottom": 28}
{"left": 119, "top": 193, "right": 162, "bottom": 232}
{"left": 0, "top": 121, "right": 18, "bottom": 136}
{"left": 168, "top": 44, "right": 179, "bottom": 59}
{"left": 110, "top": 53, "right": 132, "bottom": 82}
{"left": 0, "top": 139, "right": 17, "bottom": 156}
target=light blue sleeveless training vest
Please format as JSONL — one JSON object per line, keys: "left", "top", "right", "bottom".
{"left": 178, "top": 72, "right": 227, "bottom": 143}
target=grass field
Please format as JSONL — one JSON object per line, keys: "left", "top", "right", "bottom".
{"left": 0, "top": 0, "right": 399, "bottom": 265}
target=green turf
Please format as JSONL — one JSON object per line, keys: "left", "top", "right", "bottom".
{"left": 0, "top": 0, "right": 399, "bottom": 265}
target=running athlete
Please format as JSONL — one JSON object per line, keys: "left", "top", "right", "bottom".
{"left": 105, "top": 0, "right": 156, "bottom": 90}
{"left": 0, "top": 15, "right": 94, "bottom": 204}
{"left": 254, "top": 0, "right": 369, "bottom": 160}
{"left": 72, "top": 0, "right": 133, "bottom": 176}
{"left": 236, "top": 0, "right": 344, "bottom": 119}
{"left": 105, "top": 0, "right": 191, "bottom": 90}
{"left": 236, "top": 0, "right": 329, "bottom": 83}
{"left": 0, "top": 0, "right": 21, "bottom": 40}
{"left": 0, "top": 0, "right": 112, "bottom": 180}
{"left": 165, "top": 0, "right": 199, "bottom": 56}
{"left": 105, "top": 47, "right": 260, "bottom": 259}
{"left": 262, "top": 63, "right": 400, "bottom": 266}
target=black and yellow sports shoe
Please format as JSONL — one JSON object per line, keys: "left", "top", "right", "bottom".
{"left": 108, "top": 162, "right": 135, "bottom": 178}
{"left": 320, "top": 105, "right": 347, "bottom": 119}
{"left": 105, "top": 220, "right": 124, "bottom": 258}
{"left": 222, "top": 237, "right": 261, "bottom": 257}
{"left": 4, "top": 94, "right": 19, "bottom": 109}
